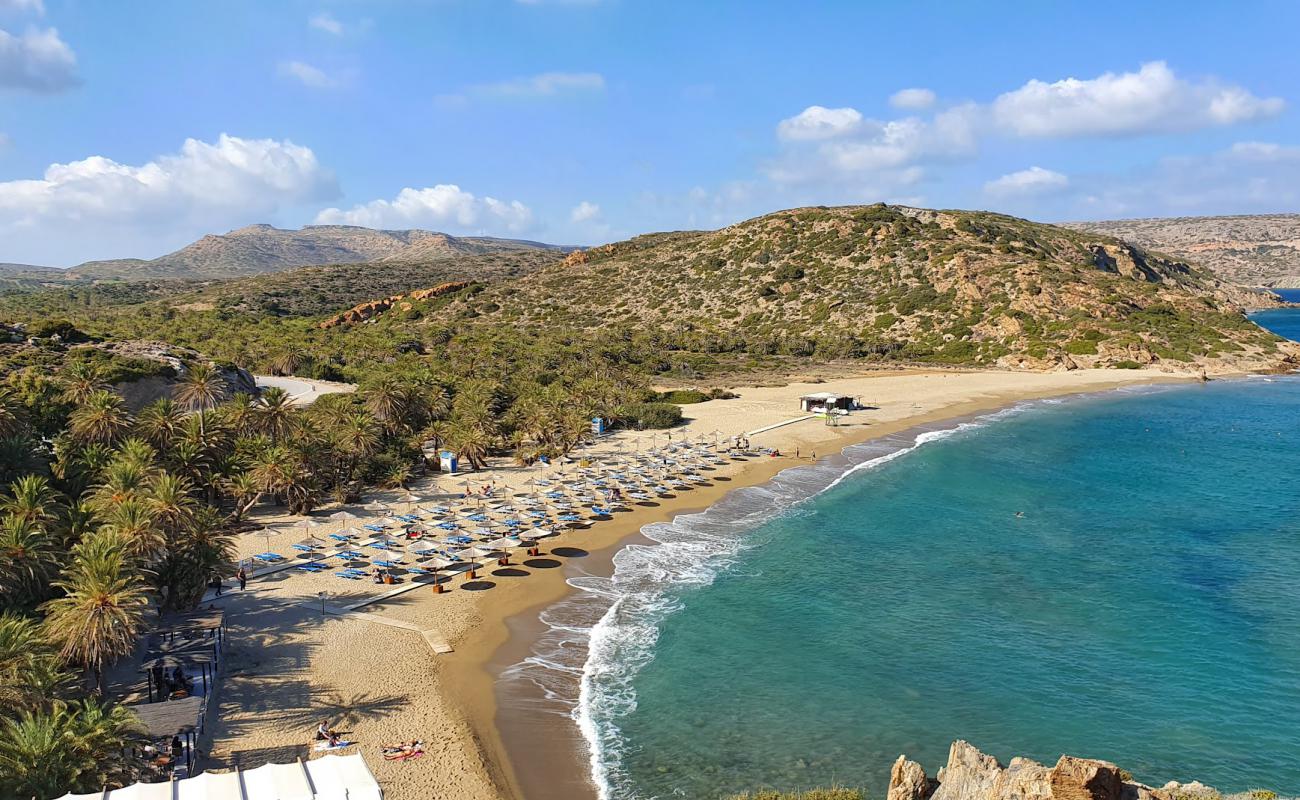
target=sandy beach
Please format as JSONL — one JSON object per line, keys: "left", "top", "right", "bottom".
{"left": 190, "top": 367, "right": 1191, "bottom": 800}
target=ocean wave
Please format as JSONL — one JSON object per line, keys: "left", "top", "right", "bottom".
{"left": 499, "top": 400, "right": 1065, "bottom": 800}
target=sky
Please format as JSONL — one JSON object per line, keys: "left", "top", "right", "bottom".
{"left": 1, "top": 0, "right": 1298, "bottom": 266}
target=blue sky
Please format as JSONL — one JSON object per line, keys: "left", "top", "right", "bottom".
{"left": 1, "top": 0, "right": 1298, "bottom": 266}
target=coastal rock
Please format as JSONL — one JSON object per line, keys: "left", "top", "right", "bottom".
{"left": 889, "top": 756, "right": 937, "bottom": 800}
{"left": 888, "top": 742, "right": 1196, "bottom": 800}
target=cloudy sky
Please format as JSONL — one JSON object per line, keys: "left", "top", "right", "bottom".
{"left": 1, "top": 0, "right": 1297, "bottom": 266}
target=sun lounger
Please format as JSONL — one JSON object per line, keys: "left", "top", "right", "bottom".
{"left": 296, "top": 562, "right": 328, "bottom": 572}
{"left": 254, "top": 553, "right": 283, "bottom": 563}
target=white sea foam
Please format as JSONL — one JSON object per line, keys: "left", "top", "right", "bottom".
{"left": 498, "top": 401, "right": 1058, "bottom": 800}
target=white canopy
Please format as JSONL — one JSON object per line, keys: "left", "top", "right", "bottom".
{"left": 56, "top": 754, "right": 382, "bottom": 800}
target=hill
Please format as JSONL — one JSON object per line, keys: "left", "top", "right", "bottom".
{"left": 448, "top": 204, "right": 1294, "bottom": 373}
{"left": 66, "top": 223, "right": 569, "bottom": 281}
{"left": 1064, "top": 214, "right": 1300, "bottom": 288}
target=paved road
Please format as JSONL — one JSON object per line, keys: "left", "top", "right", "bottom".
{"left": 253, "top": 375, "right": 356, "bottom": 406}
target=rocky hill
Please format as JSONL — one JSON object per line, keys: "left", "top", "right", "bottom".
{"left": 67, "top": 224, "right": 569, "bottom": 281}
{"left": 1065, "top": 214, "right": 1300, "bottom": 288}
{"left": 887, "top": 741, "right": 1259, "bottom": 800}
{"left": 451, "top": 204, "right": 1294, "bottom": 374}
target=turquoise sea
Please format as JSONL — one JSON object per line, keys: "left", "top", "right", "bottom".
{"left": 503, "top": 305, "right": 1300, "bottom": 800}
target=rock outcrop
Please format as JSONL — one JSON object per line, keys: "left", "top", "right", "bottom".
{"left": 317, "top": 281, "right": 471, "bottom": 328}
{"left": 888, "top": 741, "right": 1231, "bottom": 800}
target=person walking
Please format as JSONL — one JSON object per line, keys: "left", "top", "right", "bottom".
{"left": 237, "top": 566, "right": 247, "bottom": 591}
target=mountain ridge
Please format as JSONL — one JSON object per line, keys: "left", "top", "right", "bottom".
{"left": 62, "top": 223, "right": 571, "bottom": 281}
{"left": 1065, "top": 213, "right": 1300, "bottom": 288}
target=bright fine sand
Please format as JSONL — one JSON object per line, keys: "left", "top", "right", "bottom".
{"left": 196, "top": 368, "right": 1189, "bottom": 800}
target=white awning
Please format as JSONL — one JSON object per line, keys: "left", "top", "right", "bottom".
{"left": 55, "top": 755, "right": 382, "bottom": 800}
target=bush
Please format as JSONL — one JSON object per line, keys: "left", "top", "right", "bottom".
{"left": 656, "top": 388, "right": 710, "bottom": 404}
{"left": 29, "top": 318, "right": 89, "bottom": 342}
{"left": 621, "top": 402, "right": 683, "bottom": 429}
{"left": 1112, "top": 360, "right": 1143, "bottom": 369}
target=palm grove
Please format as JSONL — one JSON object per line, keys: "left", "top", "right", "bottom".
{"left": 0, "top": 334, "right": 660, "bottom": 799}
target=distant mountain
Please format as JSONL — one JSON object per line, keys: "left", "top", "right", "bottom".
{"left": 1064, "top": 214, "right": 1300, "bottom": 288}
{"left": 66, "top": 224, "right": 570, "bottom": 281}
{"left": 450, "top": 204, "right": 1295, "bottom": 373}
{"left": 0, "top": 262, "right": 56, "bottom": 273}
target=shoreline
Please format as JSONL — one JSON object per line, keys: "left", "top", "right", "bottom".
{"left": 466, "top": 372, "right": 1197, "bottom": 800}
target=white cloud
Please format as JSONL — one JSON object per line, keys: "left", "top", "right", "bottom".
{"left": 309, "top": 11, "right": 343, "bottom": 35}
{"left": 984, "top": 166, "right": 1069, "bottom": 197}
{"left": 465, "top": 71, "right": 605, "bottom": 100}
{"left": 767, "top": 104, "right": 979, "bottom": 187}
{"left": 776, "top": 106, "right": 862, "bottom": 141}
{"left": 992, "top": 61, "right": 1284, "bottom": 138}
{"left": 0, "top": 0, "right": 43, "bottom": 13}
{"left": 315, "top": 185, "right": 535, "bottom": 233}
{"left": 278, "top": 60, "right": 348, "bottom": 90}
{"left": 0, "top": 134, "right": 338, "bottom": 265}
{"left": 0, "top": 26, "right": 76, "bottom": 92}
{"left": 570, "top": 200, "right": 600, "bottom": 223}
{"left": 890, "top": 88, "right": 936, "bottom": 110}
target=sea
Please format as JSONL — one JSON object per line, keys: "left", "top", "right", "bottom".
{"left": 499, "top": 297, "right": 1300, "bottom": 800}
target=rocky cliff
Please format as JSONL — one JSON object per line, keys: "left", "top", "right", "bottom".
{"left": 317, "top": 280, "right": 472, "bottom": 328}
{"left": 1065, "top": 215, "right": 1300, "bottom": 289}
{"left": 888, "top": 741, "right": 1261, "bottom": 800}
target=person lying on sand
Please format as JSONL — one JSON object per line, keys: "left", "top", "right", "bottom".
{"left": 382, "top": 740, "right": 424, "bottom": 760}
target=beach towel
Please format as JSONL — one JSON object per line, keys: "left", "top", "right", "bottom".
{"left": 314, "top": 740, "right": 354, "bottom": 751}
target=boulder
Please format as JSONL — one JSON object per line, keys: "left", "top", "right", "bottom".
{"left": 889, "top": 742, "right": 1208, "bottom": 800}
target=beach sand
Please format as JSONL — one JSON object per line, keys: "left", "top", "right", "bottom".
{"left": 193, "top": 368, "right": 1190, "bottom": 800}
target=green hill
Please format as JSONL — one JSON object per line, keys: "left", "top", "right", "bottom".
{"left": 449, "top": 204, "right": 1293, "bottom": 372}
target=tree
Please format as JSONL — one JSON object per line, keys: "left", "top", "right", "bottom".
{"left": 445, "top": 421, "right": 492, "bottom": 470}
{"left": 154, "top": 507, "right": 234, "bottom": 610}
{"left": 0, "top": 516, "right": 59, "bottom": 609}
{"left": 59, "top": 362, "right": 108, "bottom": 406}
{"left": 0, "top": 613, "right": 76, "bottom": 717}
{"left": 0, "top": 700, "right": 144, "bottom": 799}
{"left": 223, "top": 471, "right": 262, "bottom": 522}
{"left": 2, "top": 475, "right": 61, "bottom": 528}
{"left": 98, "top": 499, "right": 163, "bottom": 559}
{"left": 256, "top": 387, "right": 296, "bottom": 444}
{"left": 68, "top": 390, "right": 133, "bottom": 445}
{"left": 40, "top": 532, "right": 150, "bottom": 693}
{"left": 134, "top": 398, "right": 184, "bottom": 449}
{"left": 251, "top": 446, "right": 316, "bottom": 514}
{"left": 173, "top": 362, "right": 227, "bottom": 437}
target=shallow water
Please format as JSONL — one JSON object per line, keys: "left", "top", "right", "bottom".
{"left": 590, "top": 379, "right": 1300, "bottom": 798}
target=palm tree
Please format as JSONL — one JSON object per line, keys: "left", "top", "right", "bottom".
{"left": 155, "top": 507, "right": 234, "bottom": 610}
{"left": 40, "top": 532, "right": 150, "bottom": 693}
{"left": 0, "top": 401, "right": 19, "bottom": 440}
{"left": 86, "top": 458, "right": 153, "bottom": 516}
{"left": 145, "top": 473, "right": 195, "bottom": 533}
{"left": 364, "top": 378, "right": 410, "bottom": 432}
{"left": 173, "top": 362, "right": 227, "bottom": 437}
{"left": 98, "top": 499, "right": 163, "bottom": 559}
{"left": 256, "top": 387, "right": 297, "bottom": 444}
{"left": 113, "top": 437, "right": 157, "bottom": 470}
{"left": 251, "top": 446, "right": 316, "bottom": 514}
{"left": 223, "top": 471, "right": 262, "bottom": 522}
{"left": 68, "top": 390, "right": 133, "bottom": 445}
{"left": 222, "top": 391, "right": 259, "bottom": 437}
{"left": 0, "top": 516, "right": 59, "bottom": 608}
{"left": 269, "top": 349, "right": 309, "bottom": 377}
{"left": 445, "top": 422, "right": 492, "bottom": 470}
{"left": 0, "top": 612, "right": 75, "bottom": 715}
{"left": 134, "top": 398, "right": 184, "bottom": 449}
{"left": 1, "top": 475, "right": 61, "bottom": 528}
{"left": 0, "top": 699, "right": 144, "bottom": 798}
{"left": 59, "top": 362, "right": 108, "bottom": 406}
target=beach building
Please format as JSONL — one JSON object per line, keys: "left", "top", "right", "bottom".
{"left": 799, "top": 392, "right": 857, "bottom": 413}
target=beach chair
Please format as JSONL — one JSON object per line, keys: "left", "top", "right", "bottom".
{"left": 253, "top": 552, "right": 283, "bottom": 563}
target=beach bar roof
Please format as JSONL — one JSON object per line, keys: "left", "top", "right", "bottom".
{"left": 54, "top": 753, "right": 382, "bottom": 800}
{"left": 799, "top": 392, "right": 856, "bottom": 412}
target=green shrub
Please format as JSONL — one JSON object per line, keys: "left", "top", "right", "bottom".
{"left": 621, "top": 402, "right": 683, "bottom": 429}
{"left": 657, "top": 388, "right": 710, "bottom": 404}
{"left": 1112, "top": 360, "right": 1143, "bottom": 369}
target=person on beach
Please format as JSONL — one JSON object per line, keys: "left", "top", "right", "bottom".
{"left": 237, "top": 566, "right": 247, "bottom": 591}
{"left": 315, "top": 720, "right": 335, "bottom": 741}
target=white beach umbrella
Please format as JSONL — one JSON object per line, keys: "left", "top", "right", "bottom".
{"left": 328, "top": 511, "right": 359, "bottom": 523}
